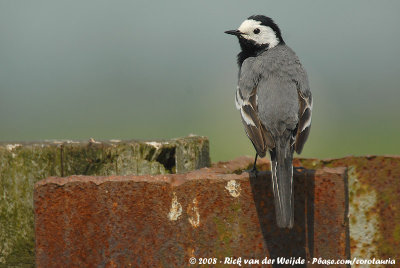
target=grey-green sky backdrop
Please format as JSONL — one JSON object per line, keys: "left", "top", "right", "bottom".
{"left": 1, "top": 1, "right": 399, "bottom": 161}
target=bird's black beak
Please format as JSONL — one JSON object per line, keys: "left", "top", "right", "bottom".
{"left": 224, "top": 30, "right": 242, "bottom": 36}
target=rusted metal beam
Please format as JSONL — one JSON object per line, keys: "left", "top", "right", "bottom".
{"left": 34, "top": 158, "right": 348, "bottom": 267}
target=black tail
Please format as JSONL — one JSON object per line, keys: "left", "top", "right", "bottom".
{"left": 270, "top": 138, "right": 294, "bottom": 228}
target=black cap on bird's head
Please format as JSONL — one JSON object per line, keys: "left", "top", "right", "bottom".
{"left": 225, "top": 15, "right": 285, "bottom": 66}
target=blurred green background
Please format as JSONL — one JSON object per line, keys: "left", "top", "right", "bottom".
{"left": 1, "top": 1, "right": 399, "bottom": 161}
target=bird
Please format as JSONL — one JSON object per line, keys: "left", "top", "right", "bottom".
{"left": 225, "top": 15, "right": 312, "bottom": 228}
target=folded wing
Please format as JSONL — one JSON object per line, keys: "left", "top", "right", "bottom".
{"left": 235, "top": 85, "right": 274, "bottom": 157}
{"left": 294, "top": 84, "right": 312, "bottom": 154}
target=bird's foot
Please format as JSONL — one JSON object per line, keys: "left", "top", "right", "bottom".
{"left": 250, "top": 165, "right": 258, "bottom": 175}
{"left": 249, "top": 153, "right": 259, "bottom": 176}
{"left": 245, "top": 167, "right": 258, "bottom": 177}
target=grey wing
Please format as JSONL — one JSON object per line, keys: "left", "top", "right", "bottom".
{"left": 236, "top": 59, "right": 274, "bottom": 157}
{"left": 292, "top": 61, "right": 312, "bottom": 154}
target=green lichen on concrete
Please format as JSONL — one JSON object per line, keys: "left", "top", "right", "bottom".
{"left": 1, "top": 235, "right": 35, "bottom": 268}
{"left": 61, "top": 141, "right": 171, "bottom": 176}
{"left": 0, "top": 143, "right": 60, "bottom": 266}
{"left": 175, "top": 136, "right": 211, "bottom": 173}
{"left": 62, "top": 142, "right": 110, "bottom": 176}
{"left": 0, "top": 136, "right": 210, "bottom": 267}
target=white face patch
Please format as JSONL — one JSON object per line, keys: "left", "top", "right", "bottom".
{"left": 238, "top": 19, "right": 279, "bottom": 48}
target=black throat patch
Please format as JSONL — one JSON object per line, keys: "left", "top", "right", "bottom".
{"left": 237, "top": 38, "right": 268, "bottom": 67}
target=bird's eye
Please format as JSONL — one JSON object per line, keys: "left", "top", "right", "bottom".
{"left": 253, "top": 28, "right": 260, "bottom": 34}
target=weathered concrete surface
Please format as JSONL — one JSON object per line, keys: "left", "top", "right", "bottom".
{"left": 35, "top": 157, "right": 349, "bottom": 267}
{"left": 0, "top": 136, "right": 210, "bottom": 266}
{"left": 294, "top": 156, "right": 400, "bottom": 266}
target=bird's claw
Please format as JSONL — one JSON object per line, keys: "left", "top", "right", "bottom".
{"left": 249, "top": 165, "right": 258, "bottom": 176}
{"left": 252, "top": 167, "right": 258, "bottom": 173}
{"left": 244, "top": 165, "right": 258, "bottom": 176}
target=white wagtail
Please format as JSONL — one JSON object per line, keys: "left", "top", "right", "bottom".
{"left": 225, "top": 15, "right": 312, "bottom": 228}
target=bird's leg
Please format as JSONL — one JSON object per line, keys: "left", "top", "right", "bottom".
{"left": 251, "top": 153, "right": 258, "bottom": 173}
